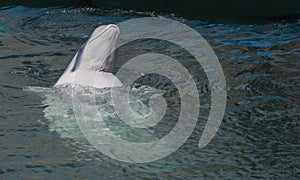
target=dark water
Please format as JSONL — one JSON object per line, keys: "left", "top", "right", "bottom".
{"left": 0, "top": 5, "right": 299, "bottom": 179}
{"left": 2, "top": 0, "right": 300, "bottom": 23}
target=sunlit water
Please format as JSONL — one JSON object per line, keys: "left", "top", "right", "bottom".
{"left": 0, "top": 5, "right": 299, "bottom": 179}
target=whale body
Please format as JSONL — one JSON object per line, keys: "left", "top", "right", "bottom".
{"left": 54, "top": 24, "right": 123, "bottom": 89}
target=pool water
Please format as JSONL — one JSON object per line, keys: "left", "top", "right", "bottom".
{"left": 0, "top": 5, "right": 299, "bottom": 179}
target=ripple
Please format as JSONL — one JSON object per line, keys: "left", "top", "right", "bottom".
{"left": 1, "top": 5, "right": 299, "bottom": 179}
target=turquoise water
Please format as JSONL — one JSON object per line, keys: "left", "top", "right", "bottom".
{"left": 0, "top": 5, "right": 299, "bottom": 179}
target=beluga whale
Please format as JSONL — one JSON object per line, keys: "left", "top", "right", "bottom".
{"left": 54, "top": 24, "right": 123, "bottom": 89}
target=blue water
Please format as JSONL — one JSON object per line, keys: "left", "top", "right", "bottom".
{"left": 0, "top": 5, "right": 299, "bottom": 179}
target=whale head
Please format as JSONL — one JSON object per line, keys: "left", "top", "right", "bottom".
{"left": 54, "top": 24, "right": 123, "bottom": 88}
{"left": 72, "top": 24, "right": 120, "bottom": 72}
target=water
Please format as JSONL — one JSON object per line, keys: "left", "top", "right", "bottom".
{"left": 0, "top": 5, "right": 299, "bottom": 179}
{"left": 2, "top": 0, "right": 299, "bottom": 23}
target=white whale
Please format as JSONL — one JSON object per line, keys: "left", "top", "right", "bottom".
{"left": 54, "top": 24, "right": 123, "bottom": 89}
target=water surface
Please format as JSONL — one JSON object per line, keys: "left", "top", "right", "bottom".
{"left": 0, "top": 5, "right": 299, "bottom": 179}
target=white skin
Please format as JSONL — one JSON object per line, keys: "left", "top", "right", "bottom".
{"left": 54, "top": 24, "right": 123, "bottom": 89}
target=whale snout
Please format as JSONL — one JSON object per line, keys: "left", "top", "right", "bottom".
{"left": 89, "top": 24, "right": 120, "bottom": 43}
{"left": 97, "top": 24, "right": 120, "bottom": 35}
{"left": 106, "top": 24, "right": 120, "bottom": 32}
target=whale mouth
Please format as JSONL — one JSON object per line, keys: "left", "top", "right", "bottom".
{"left": 88, "top": 24, "right": 120, "bottom": 45}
